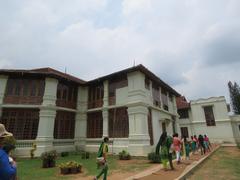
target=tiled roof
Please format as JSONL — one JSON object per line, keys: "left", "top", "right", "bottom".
{"left": 176, "top": 96, "right": 190, "bottom": 109}
{"left": 0, "top": 67, "right": 86, "bottom": 84}
{"left": 31, "top": 68, "right": 86, "bottom": 84}
{"left": 88, "top": 64, "right": 181, "bottom": 97}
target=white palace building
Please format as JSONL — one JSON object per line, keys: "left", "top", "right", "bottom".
{"left": 0, "top": 65, "right": 239, "bottom": 157}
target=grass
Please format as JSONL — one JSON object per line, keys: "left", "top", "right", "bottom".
{"left": 17, "top": 153, "right": 151, "bottom": 180}
{"left": 17, "top": 153, "right": 118, "bottom": 180}
{"left": 189, "top": 147, "right": 240, "bottom": 180}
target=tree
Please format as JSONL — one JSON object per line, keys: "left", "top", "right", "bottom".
{"left": 228, "top": 81, "right": 240, "bottom": 114}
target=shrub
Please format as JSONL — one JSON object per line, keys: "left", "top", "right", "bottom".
{"left": 41, "top": 150, "right": 57, "bottom": 168}
{"left": 119, "top": 150, "right": 131, "bottom": 160}
{"left": 61, "top": 152, "right": 69, "bottom": 157}
{"left": 148, "top": 152, "right": 161, "bottom": 163}
{"left": 30, "top": 143, "right": 37, "bottom": 159}
{"left": 237, "top": 143, "right": 240, "bottom": 149}
{"left": 81, "top": 151, "right": 90, "bottom": 159}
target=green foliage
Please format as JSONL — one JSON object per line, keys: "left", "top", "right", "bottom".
{"left": 119, "top": 150, "right": 131, "bottom": 160}
{"left": 60, "top": 152, "right": 69, "bottom": 157}
{"left": 41, "top": 150, "right": 57, "bottom": 161}
{"left": 81, "top": 151, "right": 90, "bottom": 159}
{"left": 237, "top": 143, "right": 240, "bottom": 149}
{"left": 148, "top": 152, "right": 161, "bottom": 163}
{"left": 228, "top": 81, "right": 240, "bottom": 114}
{"left": 58, "top": 161, "right": 82, "bottom": 169}
{"left": 30, "top": 143, "right": 37, "bottom": 159}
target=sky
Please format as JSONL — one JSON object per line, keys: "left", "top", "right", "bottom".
{"left": 0, "top": 0, "right": 240, "bottom": 102}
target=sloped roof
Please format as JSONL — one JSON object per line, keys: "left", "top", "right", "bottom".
{"left": 87, "top": 64, "right": 181, "bottom": 96}
{"left": 0, "top": 67, "right": 86, "bottom": 84}
{"left": 176, "top": 96, "right": 190, "bottom": 109}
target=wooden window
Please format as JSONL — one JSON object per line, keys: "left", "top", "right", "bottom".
{"left": 145, "top": 78, "right": 150, "bottom": 90}
{"left": 161, "top": 89, "right": 168, "bottom": 111}
{"left": 54, "top": 111, "right": 75, "bottom": 139}
{"left": 108, "top": 75, "right": 128, "bottom": 105}
{"left": 148, "top": 108, "right": 154, "bottom": 145}
{"left": 180, "top": 127, "right": 189, "bottom": 138}
{"left": 203, "top": 106, "right": 216, "bottom": 126}
{"left": 4, "top": 77, "right": 45, "bottom": 104}
{"left": 56, "top": 82, "right": 78, "bottom": 109}
{"left": 178, "top": 109, "right": 189, "bottom": 119}
{"left": 152, "top": 83, "right": 161, "bottom": 107}
{"left": 87, "top": 111, "right": 103, "bottom": 138}
{"left": 88, "top": 83, "right": 104, "bottom": 109}
{"left": 162, "top": 122, "right": 166, "bottom": 132}
{"left": 108, "top": 107, "right": 129, "bottom": 138}
{"left": 0, "top": 108, "right": 39, "bottom": 140}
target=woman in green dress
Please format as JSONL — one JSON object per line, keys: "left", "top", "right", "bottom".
{"left": 156, "top": 132, "right": 174, "bottom": 170}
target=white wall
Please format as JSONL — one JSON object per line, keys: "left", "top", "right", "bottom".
{"left": 180, "top": 96, "right": 236, "bottom": 143}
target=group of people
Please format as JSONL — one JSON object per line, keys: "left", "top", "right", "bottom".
{"left": 156, "top": 132, "right": 211, "bottom": 170}
{"left": 0, "top": 124, "right": 17, "bottom": 180}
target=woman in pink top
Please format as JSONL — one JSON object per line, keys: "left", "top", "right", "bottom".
{"left": 173, "top": 133, "right": 182, "bottom": 164}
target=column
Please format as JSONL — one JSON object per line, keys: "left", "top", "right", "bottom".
{"left": 36, "top": 78, "right": 58, "bottom": 156}
{"left": 127, "top": 71, "right": 150, "bottom": 156}
{"left": 0, "top": 75, "right": 8, "bottom": 118}
{"left": 75, "top": 86, "right": 88, "bottom": 150}
{"left": 159, "top": 87, "right": 162, "bottom": 109}
{"left": 103, "top": 80, "right": 109, "bottom": 107}
{"left": 102, "top": 80, "right": 109, "bottom": 137}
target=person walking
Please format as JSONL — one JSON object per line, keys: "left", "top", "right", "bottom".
{"left": 156, "top": 132, "right": 174, "bottom": 170}
{"left": 198, "top": 134, "right": 206, "bottom": 155}
{"left": 191, "top": 136, "right": 196, "bottom": 155}
{"left": 183, "top": 136, "right": 190, "bottom": 160}
{"left": 94, "top": 137, "right": 109, "bottom": 180}
{"left": 204, "top": 135, "right": 211, "bottom": 152}
{"left": 0, "top": 124, "right": 17, "bottom": 180}
{"left": 173, "top": 133, "right": 182, "bottom": 164}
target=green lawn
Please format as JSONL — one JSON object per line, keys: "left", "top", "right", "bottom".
{"left": 17, "top": 153, "right": 118, "bottom": 180}
{"left": 189, "top": 147, "right": 240, "bottom": 180}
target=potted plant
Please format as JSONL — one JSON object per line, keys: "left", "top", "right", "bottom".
{"left": 59, "top": 163, "right": 70, "bottom": 175}
{"left": 119, "top": 150, "right": 131, "bottom": 160}
{"left": 41, "top": 150, "right": 57, "bottom": 168}
{"left": 59, "top": 161, "right": 82, "bottom": 175}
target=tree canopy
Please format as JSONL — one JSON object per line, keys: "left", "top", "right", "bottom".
{"left": 228, "top": 81, "right": 240, "bottom": 114}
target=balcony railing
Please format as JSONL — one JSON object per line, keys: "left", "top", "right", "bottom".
{"left": 108, "top": 96, "right": 116, "bottom": 106}
{"left": 56, "top": 99, "right": 77, "bottom": 109}
{"left": 4, "top": 96, "right": 43, "bottom": 105}
{"left": 88, "top": 99, "right": 103, "bottom": 109}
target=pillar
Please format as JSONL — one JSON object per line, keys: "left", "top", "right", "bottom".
{"left": 102, "top": 80, "right": 109, "bottom": 137}
{"left": 36, "top": 78, "right": 58, "bottom": 156}
{"left": 75, "top": 86, "right": 88, "bottom": 150}
{"left": 127, "top": 71, "right": 150, "bottom": 155}
{"left": 0, "top": 75, "right": 8, "bottom": 119}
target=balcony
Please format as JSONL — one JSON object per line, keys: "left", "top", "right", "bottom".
{"left": 88, "top": 99, "right": 103, "bottom": 109}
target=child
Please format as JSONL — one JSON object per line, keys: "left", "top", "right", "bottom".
{"left": 191, "top": 136, "right": 196, "bottom": 155}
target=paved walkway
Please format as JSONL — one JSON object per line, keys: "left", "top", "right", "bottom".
{"left": 127, "top": 145, "right": 219, "bottom": 180}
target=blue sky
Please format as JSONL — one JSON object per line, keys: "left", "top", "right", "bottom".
{"left": 0, "top": 0, "right": 240, "bottom": 102}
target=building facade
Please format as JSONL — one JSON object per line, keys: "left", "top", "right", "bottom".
{"left": 0, "top": 65, "right": 180, "bottom": 157}
{"left": 177, "top": 96, "right": 240, "bottom": 144}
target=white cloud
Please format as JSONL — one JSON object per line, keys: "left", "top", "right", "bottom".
{"left": 0, "top": 0, "right": 240, "bottom": 102}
